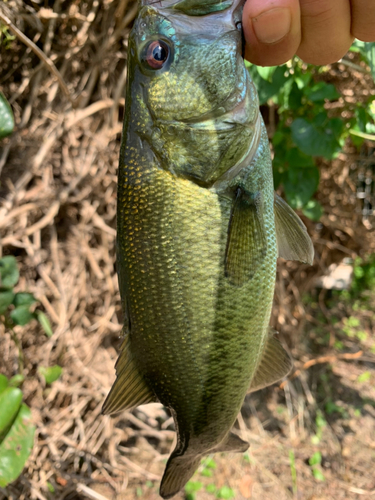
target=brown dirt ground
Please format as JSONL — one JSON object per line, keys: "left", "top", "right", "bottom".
{"left": 1, "top": 2, "right": 375, "bottom": 500}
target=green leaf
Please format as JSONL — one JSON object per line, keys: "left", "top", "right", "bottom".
{"left": 201, "top": 468, "right": 213, "bottom": 477}
{"left": 0, "top": 91, "right": 14, "bottom": 139}
{"left": 10, "top": 305, "right": 34, "bottom": 326}
{"left": 328, "top": 117, "right": 345, "bottom": 144}
{"left": 304, "top": 82, "right": 340, "bottom": 102}
{"left": 35, "top": 310, "right": 53, "bottom": 337}
{"left": 47, "top": 482, "right": 55, "bottom": 493}
{"left": 38, "top": 365, "right": 62, "bottom": 384}
{"left": 0, "top": 375, "right": 8, "bottom": 395}
{"left": 217, "top": 486, "right": 235, "bottom": 499}
{"left": 0, "top": 387, "right": 23, "bottom": 440}
{"left": 357, "top": 371, "right": 371, "bottom": 383}
{"left": 256, "top": 65, "right": 277, "bottom": 82}
{"left": 294, "top": 71, "right": 312, "bottom": 90}
{"left": 272, "top": 130, "right": 285, "bottom": 146}
{"left": 0, "top": 404, "right": 35, "bottom": 487}
{"left": 312, "top": 468, "right": 325, "bottom": 482}
{"left": 248, "top": 64, "right": 289, "bottom": 105}
{"left": 13, "top": 293, "right": 37, "bottom": 307}
{"left": 9, "top": 374, "right": 25, "bottom": 388}
{"left": 355, "top": 106, "right": 368, "bottom": 132}
{"left": 288, "top": 81, "right": 303, "bottom": 110}
{"left": 302, "top": 200, "right": 323, "bottom": 221}
{"left": 360, "top": 42, "right": 375, "bottom": 80}
{"left": 284, "top": 166, "right": 320, "bottom": 209}
{"left": 309, "top": 452, "right": 322, "bottom": 466}
{"left": 325, "top": 401, "right": 341, "bottom": 415}
{"left": 286, "top": 147, "right": 315, "bottom": 168}
{"left": 0, "top": 256, "right": 19, "bottom": 289}
{"left": 185, "top": 481, "right": 203, "bottom": 494}
{"left": 291, "top": 118, "right": 341, "bottom": 159}
{"left": 206, "top": 484, "right": 216, "bottom": 494}
{"left": 205, "top": 457, "right": 217, "bottom": 469}
{"left": 0, "top": 290, "right": 15, "bottom": 314}
{"left": 313, "top": 111, "right": 327, "bottom": 128}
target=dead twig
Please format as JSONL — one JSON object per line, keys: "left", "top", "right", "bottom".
{"left": 0, "top": 9, "right": 73, "bottom": 104}
{"left": 280, "top": 350, "right": 364, "bottom": 388}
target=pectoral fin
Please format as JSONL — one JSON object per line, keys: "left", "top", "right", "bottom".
{"left": 102, "top": 333, "right": 156, "bottom": 415}
{"left": 225, "top": 189, "right": 267, "bottom": 287}
{"left": 274, "top": 193, "right": 314, "bottom": 265}
{"left": 248, "top": 330, "right": 292, "bottom": 393}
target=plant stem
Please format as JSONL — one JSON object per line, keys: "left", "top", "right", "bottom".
{"left": 349, "top": 129, "right": 375, "bottom": 141}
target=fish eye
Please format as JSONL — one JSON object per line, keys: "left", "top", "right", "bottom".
{"left": 143, "top": 40, "right": 170, "bottom": 70}
{"left": 236, "top": 21, "right": 242, "bottom": 31}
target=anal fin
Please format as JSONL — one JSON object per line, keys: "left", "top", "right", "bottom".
{"left": 213, "top": 432, "right": 249, "bottom": 453}
{"left": 225, "top": 188, "right": 267, "bottom": 287}
{"left": 102, "top": 333, "right": 156, "bottom": 415}
{"left": 248, "top": 330, "right": 292, "bottom": 393}
{"left": 274, "top": 193, "right": 314, "bottom": 265}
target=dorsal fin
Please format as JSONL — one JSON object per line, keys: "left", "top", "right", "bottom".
{"left": 248, "top": 329, "right": 292, "bottom": 393}
{"left": 102, "top": 333, "right": 156, "bottom": 415}
{"left": 274, "top": 193, "right": 314, "bottom": 265}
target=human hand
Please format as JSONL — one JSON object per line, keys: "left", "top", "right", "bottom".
{"left": 243, "top": 0, "right": 375, "bottom": 66}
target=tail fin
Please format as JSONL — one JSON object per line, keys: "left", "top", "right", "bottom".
{"left": 160, "top": 454, "right": 201, "bottom": 499}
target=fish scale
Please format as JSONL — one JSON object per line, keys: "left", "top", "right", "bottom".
{"left": 103, "top": 1, "right": 314, "bottom": 498}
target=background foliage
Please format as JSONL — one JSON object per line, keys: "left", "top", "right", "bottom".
{"left": 247, "top": 43, "right": 375, "bottom": 220}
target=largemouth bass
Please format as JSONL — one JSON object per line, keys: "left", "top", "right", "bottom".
{"left": 103, "top": 0, "right": 314, "bottom": 497}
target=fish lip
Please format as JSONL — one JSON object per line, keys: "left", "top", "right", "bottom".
{"left": 139, "top": 1, "right": 246, "bottom": 37}
{"left": 141, "top": 0, "right": 245, "bottom": 11}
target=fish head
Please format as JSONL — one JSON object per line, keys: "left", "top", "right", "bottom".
{"left": 127, "top": 0, "right": 260, "bottom": 186}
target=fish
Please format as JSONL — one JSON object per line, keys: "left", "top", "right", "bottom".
{"left": 102, "top": 0, "right": 314, "bottom": 498}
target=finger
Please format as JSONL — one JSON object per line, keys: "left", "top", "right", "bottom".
{"left": 243, "top": 0, "right": 301, "bottom": 67}
{"left": 296, "top": 0, "right": 353, "bottom": 65}
{"left": 351, "top": 0, "right": 375, "bottom": 42}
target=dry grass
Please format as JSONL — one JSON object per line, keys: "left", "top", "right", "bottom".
{"left": 1, "top": 1, "right": 375, "bottom": 499}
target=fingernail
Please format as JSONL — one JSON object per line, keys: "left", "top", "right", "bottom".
{"left": 252, "top": 8, "right": 292, "bottom": 44}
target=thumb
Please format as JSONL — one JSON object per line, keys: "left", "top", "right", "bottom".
{"left": 243, "top": 0, "right": 301, "bottom": 67}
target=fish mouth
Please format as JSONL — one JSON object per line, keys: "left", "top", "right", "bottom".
{"left": 140, "top": 1, "right": 245, "bottom": 38}
{"left": 141, "top": 0, "right": 244, "bottom": 14}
